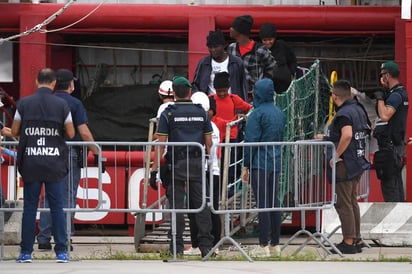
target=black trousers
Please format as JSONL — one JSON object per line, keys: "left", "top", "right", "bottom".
{"left": 380, "top": 168, "right": 405, "bottom": 202}
{"left": 167, "top": 177, "right": 213, "bottom": 254}
{"left": 189, "top": 174, "right": 221, "bottom": 247}
{"left": 378, "top": 144, "right": 405, "bottom": 202}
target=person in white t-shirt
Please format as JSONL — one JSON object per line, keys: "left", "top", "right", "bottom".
{"left": 191, "top": 29, "right": 248, "bottom": 101}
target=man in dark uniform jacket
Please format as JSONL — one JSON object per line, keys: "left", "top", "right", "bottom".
{"left": 37, "top": 69, "right": 102, "bottom": 251}
{"left": 150, "top": 76, "right": 214, "bottom": 258}
{"left": 373, "top": 61, "right": 408, "bottom": 202}
{"left": 11, "top": 68, "right": 75, "bottom": 263}
{"left": 316, "top": 80, "right": 370, "bottom": 254}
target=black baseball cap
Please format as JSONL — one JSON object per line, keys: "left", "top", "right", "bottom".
{"left": 56, "top": 69, "right": 77, "bottom": 82}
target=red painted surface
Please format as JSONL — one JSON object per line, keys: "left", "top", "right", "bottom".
{"left": 1, "top": 4, "right": 401, "bottom": 99}
{"left": 401, "top": 20, "right": 412, "bottom": 202}
{"left": 125, "top": 165, "right": 167, "bottom": 227}
{"left": 75, "top": 164, "right": 126, "bottom": 224}
{"left": 19, "top": 14, "right": 48, "bottom": 98}
{"left": 0, "top": 4, "right": 410, "bottom": 232}
{"left": 188, "top": 16, "right": 215, "bottom": 83}
{"left": 367, "top": 170, "right": 385, "bottom": 202}
{"left": 0, "top": 5, "right": 400, "bottom": 33}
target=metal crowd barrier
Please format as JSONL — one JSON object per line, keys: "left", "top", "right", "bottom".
{"left": 0, "top": 141, "right": 104, "bottom": 260}
{"left": 321, "top": 136, "right": 371, "bottom": 249}
{"left": 141, "top": 141, "right": 208, "bottom": 260}
{"left": 358, "top": 136, "right": 371, "bottom": 201}
{"left": 1, "top": 139, "right": 341, "bottom": 261}
{"left": 1, "top": 139, "right": 208, "bottom": 261}
{"left": 0, "top": 141, "right": 19, "bottom": 260}
{"left": 207, "top": 140, "right": 337, "bottom": 261}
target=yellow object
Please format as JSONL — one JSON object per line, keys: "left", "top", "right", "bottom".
{"left": 327, "top": 71, "right": 338, "bottom": 124}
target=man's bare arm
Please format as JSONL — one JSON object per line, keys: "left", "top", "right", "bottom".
{"left": 78, "top": 124, "right": 99, "bottom": 155}
{"left": 152, "top": 135, "right": 167, "bottom": 171}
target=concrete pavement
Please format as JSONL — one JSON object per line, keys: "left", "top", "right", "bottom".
{"left": 1, "top": 260, "right": 412, "bottom": 274}
{"left": 1, "top": 236, "right": 412, "bottom": 273}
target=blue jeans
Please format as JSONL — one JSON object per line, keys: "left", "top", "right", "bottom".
{"left": 0, "top": 184, "right": 5, "bottom": 206}
{"left": 250, "top": 169, "right": 281, "bottom": 246}
{"left": 38, "top": 150, "right": 80, "bottom": 244}
{"left": 21, "top": 180, "right": 67, "bottom": 254}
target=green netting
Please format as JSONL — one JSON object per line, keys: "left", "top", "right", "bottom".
{"left": 233, "top": 60, "right": 331, "bottom": 234}
{"left": 234, "top": 60, "right": 330, "bottom": 212}
{"left": 274, "top": 60, "right": 330, "bottom": 206}
{"left": 275, "top": 59, "right": 329, "bottom": 141}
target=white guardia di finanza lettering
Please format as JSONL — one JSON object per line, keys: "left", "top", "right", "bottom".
{"left": 24, "top": 127, "right": 60, "bottom": 136}
{"left": 25, "top": 147, "right": 60, "bottom": 156}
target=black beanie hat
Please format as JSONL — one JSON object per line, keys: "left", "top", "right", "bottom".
{"left": 214, "top": 71, "right": 230, "bottom": 89}
{"left": 231, "top": 15, "right": 253, "bottom": 36}
{"left": 259, "top": 23, "right": 277, "bottom": 39}
{"left": 207, "top": 29, "right": 226, "bottom": 47}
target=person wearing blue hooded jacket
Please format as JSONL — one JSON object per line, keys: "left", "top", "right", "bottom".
{"left": 241, "top": 78, "right": 286, "bottom": 258}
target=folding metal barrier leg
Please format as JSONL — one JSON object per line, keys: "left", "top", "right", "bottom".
{"left": 164, "top": 211, "right": 185, "bottom": 262}
{"left": 281, "top": 210, "right": 309, "bottom": 251}
{"left": 281, "top": 209, "right": 343, "bottom": 257}
{"left": 202, "top": 212, "right": 252, "bottom": 262}
{"left": 313, "top": 209, "right": 343, "bottom": 256}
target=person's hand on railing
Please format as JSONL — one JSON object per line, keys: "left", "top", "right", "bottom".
{"left": 237, "top": 113, "right": 247, "bottom": 121}
{"left": 1, "top": 147, "right": 17, "bottom": 158}
{"left": 241, "top": 166, "right": 249, "bottom": 184}
{"left": 315, "top": 133, "right": 324, "bottom": 140}
{"left": 149, "top": 170, "right": 158, "bottom": 191}
{"left": 93, "top": 154, "right": 106, "bottom": 173}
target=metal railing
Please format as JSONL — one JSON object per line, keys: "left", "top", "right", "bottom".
{"left": 0, "top": 141, "right": 104, "bottom": 259}
{"left": 207, "top": 140, "right": 338, "bottom": 260}
{"left": 1, "top": 139, "right": 342, "bottom": 261}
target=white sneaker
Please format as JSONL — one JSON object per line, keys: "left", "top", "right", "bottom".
{"left": 250, "top": 245, "right": 270, "bottom": 258}
{"left": 183, "top": 246, "right": 201, "bottom": 256}
{"left": 269, "top": 245, "right": 281, "bottom": 257}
